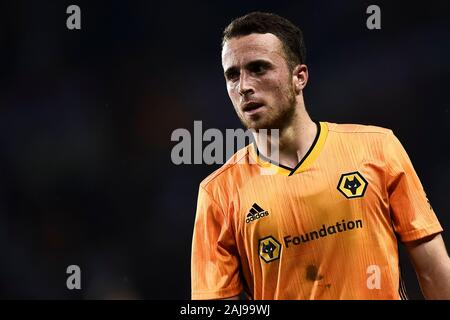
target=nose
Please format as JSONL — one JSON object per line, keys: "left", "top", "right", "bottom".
{"left": 238, "top": 72, "right": 254, "bottom": 97}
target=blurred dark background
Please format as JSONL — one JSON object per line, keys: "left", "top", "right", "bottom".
{"left": 0, "top": 0, "right": 449, "bottom": 299}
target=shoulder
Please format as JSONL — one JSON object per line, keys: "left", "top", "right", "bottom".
{"left": 325, "top": 121, "right": 396, "bottom": 148}
{"left": 326, "top": 122, "right": 393, "bottom": 136}
{"left": 199, "top": 144, "right": 252, "bottom": 192}
{"left": 323, "top": 122, "right": 400, "bottom": 163}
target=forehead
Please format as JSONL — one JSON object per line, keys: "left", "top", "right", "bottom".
{"left": 221, "top": 33, "right": 286, "bottom": 68}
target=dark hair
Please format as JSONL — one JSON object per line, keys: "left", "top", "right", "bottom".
{"left": 222, "top": 12, "right": 306, "bottom": 69}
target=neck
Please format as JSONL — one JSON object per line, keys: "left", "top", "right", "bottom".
{"left": 253, "top": 104, "right": 317, "bottom": 169}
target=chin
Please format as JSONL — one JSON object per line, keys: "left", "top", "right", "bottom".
{"left": 240, "top": 113, "right": 278, "bottom": 131}
{"left": 245, "top": 121, "right": 273, "bottom": 131}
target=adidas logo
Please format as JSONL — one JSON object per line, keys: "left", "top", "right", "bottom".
{"left": 245, "top": 203, "right": 269, "bottom": 224}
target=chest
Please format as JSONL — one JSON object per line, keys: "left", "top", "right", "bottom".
{"left": 233, "top": 161, "right": 387, "bottom": 242}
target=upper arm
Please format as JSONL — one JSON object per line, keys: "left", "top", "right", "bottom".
{"left": 384, "top": 132, "right": 443, "bottom": 241}
{"left": 404, "top": 233, "right": 449, "bottom": 277}
{"left": 191, "top": 186, "right": 243, "bottom": 300}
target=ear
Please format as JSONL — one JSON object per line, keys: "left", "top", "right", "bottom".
{"left": 292, "top": 64, "right": 308, "bottom": 94}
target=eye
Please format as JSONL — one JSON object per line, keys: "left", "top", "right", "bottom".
{"left": 227, "top": 71, "right": 239, "bottom": 81}
{"left": 250, "top": 64, "right": 266, "bottom": 74}
{"left": 225, "top": 68, "right": 239, "bottom": 82}
{"left": 247, "top": 61, "right": 271, "bottom": 75}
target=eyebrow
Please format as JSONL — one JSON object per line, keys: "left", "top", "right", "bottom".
{"left": 224, "top": 59, "right": 273, "bottom": 78}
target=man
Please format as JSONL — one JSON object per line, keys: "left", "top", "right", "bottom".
{"left": 191, "top": 12, "right": 450, "bottom": 299}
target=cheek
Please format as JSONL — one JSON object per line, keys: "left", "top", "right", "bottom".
{"left": 227, "top": 86, "right": 239, "bottom": 100}
{"left": 261, "top": 71, "right": 287, "bottom": 91}
{"left": 227, "top": 88, "right": 241, "bottom": 109}
{"left": 274, "top": 75, "right": 294, "bottom": 99}
{"left": 262, "top": 78, "right": 289, "bottom": 101}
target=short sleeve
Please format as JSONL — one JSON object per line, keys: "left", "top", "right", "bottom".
{"left": 191, "top": 185, "right": 242, "bottom": 299}
{"left": 384, "top": 131, "right": 443, "bottom": 242}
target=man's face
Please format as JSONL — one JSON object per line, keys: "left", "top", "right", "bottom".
{"left": 222, "top": 33, "right": 298, "bottom": 130}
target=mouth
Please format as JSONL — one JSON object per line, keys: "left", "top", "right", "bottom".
{"left": 242, "top": 101, "right": 265, "bottom": 115}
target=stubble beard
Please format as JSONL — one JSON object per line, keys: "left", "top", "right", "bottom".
{"left": 238, "top": 85, "right": 297, "bottom": 134}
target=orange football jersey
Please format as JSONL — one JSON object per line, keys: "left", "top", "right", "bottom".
{"left": 191, "top": 121, "right": 442, "bottom": 299}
